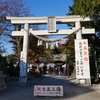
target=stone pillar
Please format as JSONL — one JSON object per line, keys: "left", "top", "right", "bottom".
{"left": 23, "top": 23, "right": 29, "bottom": 52}
{"left": 75, "top": 21, "right": 82, "bottom": 39}
{"left": 75, "top": 21, "right": 86, "bottom": 84}
{"left": 19, "top": 23, "right": 29, "bottom": 84}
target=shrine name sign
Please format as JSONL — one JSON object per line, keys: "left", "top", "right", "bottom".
{"left": 75, "top": 39, "right": 91, "bottom": 79}
{"left": 34, "top": 85, "right": 63, "bottom": 96}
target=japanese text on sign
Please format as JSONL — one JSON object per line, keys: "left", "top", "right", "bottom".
{"left": 20, "top": 51, "right": 27, "bottom": 77}
{"left": 34, "top": 85, "right": 63, "bottom": 96}
{"left": 48, "top": 17, "right": 56, "bottom": 33}
{"left": 75, "top": 39, "right": 90, "bottom": 79}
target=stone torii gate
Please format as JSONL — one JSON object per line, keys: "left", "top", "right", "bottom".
{"left": 6, "top": 15, "right": 95, "bottom": 84}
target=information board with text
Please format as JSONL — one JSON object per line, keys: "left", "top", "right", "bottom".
{"left": 75, "top": 39, "right": 90, "bottom": 79}
{"left": 34, "top": 85, "right": 63, "bottom": 96}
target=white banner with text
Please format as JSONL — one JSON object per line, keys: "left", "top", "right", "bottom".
{"left": 34, "top": 85, "right": 63, "bottom": 96}
{"left": 75, "top": 39, "right": 90, "bottom": 79}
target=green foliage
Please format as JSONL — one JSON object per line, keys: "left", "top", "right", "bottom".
{"left": 68, "top": 0, "right": 100, "bottom": 17}
{"left": 53, "top": 47, "right": 61, "bottom": 54}
{"left": 68, "top": 0, "right": 100, "bottom": 34}
{"left": 6, "top": 54, "right": 18, "bottom": 64}
{"left": 43, "top": 49, "right": 54, "bottom": 62}
{"left": 62, "top": 48, "right": 67, "bottom": 54}
{"left": 67, "top": 0, "right": 100, "bottom": 78}
{"left": 61, "top": 34, "right": 75, "bottom": 68}
{"left": 6, "top": 54, "right": 19, "bottom": 76}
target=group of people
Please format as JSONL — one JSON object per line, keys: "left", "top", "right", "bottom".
{"left": 39, "top": 63, "right": 67, "bottom": 75}
{"left": 29, "top": 62, "right": 67, "bottom": 76}
{"left": 54, "top": 64, "right": 67, "bottom": 75}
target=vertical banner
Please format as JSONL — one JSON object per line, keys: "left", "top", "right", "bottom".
{"left": 20, "top": 51, "right": 27, "bottom": 77}
{"left": 75, "top": 39, "right": 90, "bottom": 79}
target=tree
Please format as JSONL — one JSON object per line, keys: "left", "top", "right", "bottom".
{"left": 63, "top": 34, "right": 75, "bottom": 74}
{"left": 0, "top": 0, "right": 32, "bottom": 56}
{"left": 0, "top": 0, "right": 9, "bottom": 36}
{"left": 1, "top": 0, "right": 33, "bottom": 57}
{"left": 0, "top": 0, "right": 9, "bottom": 55}
{"left": 4, "top": 0, "right": 49, "bottom": 64}
{"left": 0, "top": 0, "right": 34, "bottom": 76}
{"left": 67, "top": 0, "right": 100, "bottom": 79}
{"left": 68, "top": 0, "right": 100, "bottom": 33}
{"left": 68, "top": 0, "right": 100, "bottom": 17}
{"left": 28, "top": 35, "right": 45, "bottom": 61}
{"left": 7, "top": 0, "right": 32, "bottom": 57}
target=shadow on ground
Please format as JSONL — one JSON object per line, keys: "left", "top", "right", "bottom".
{"left": 0, "top": 74, "right": 100, "bottom": 100}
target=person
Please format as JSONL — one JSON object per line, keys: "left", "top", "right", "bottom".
{"left": 48, "top": 67, "right": 53, "bottom": 75}
{"left": 39, "top": 63, "right": 44, "bottom": 74}
{"left": 43, "top": 64, "right": 47, "bottom": 74}
{"left": 55, "top": 65, "right": 58, "bottom": 75}
{"left": 62, "top": 63, "right": 67, "bottom": 75}
{"left": 57, "top": 66, "right": 61, "bottom": 75}
{"left": 31, "top": 65, "right": 37, "bottom": 75}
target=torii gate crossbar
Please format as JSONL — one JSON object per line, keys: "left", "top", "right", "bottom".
{"left": 6, "top": 15, "right": 95, "bottom": 84}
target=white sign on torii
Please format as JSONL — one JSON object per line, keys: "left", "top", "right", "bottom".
{"left": 6, "top": 15, "right": 95, "bottom": 84}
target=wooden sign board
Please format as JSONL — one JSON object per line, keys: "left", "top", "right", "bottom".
{"left": 34, "top": 85, "right": 63, "bottom": 96}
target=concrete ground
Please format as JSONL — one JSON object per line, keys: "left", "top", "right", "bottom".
{"left": 0, "top": 74, "right": 100, "bottom": 100}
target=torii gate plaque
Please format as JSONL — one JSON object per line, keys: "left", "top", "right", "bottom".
{"left": 6, "top": 15, "right": 95, "bottom": 84}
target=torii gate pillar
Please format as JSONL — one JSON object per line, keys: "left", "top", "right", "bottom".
{"left": 75, "top": 21, "right": 82, "bottom": 39}
{"left": 23, "top": 23, "right": 29, "bottom": 52}
{"left": 19, "top": 23, "right": 29, "bottom": 84}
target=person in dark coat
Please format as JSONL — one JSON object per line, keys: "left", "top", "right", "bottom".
{"left": 48, "top": 67, "right": 53, "bottom": 75}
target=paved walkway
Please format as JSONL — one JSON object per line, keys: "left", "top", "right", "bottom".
{"left": 0, "top": 74, "right": 100, "bottom": 100}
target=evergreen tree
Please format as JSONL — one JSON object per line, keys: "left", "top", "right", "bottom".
{"left": 68, "top": 0, "right": 100, "bottom": 78}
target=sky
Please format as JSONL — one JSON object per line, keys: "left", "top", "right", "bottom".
{"left": 25, "top": 0, "right": 73, "bottom": 17}
{"left": 5, "top": 0, "right": 73, "bottom": 55}
{"left": 24, "top": 0, "right": 73, "bottom": 30}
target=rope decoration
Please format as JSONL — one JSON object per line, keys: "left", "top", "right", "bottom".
{"left": 26, "top": 27, "right": 81, "bottom": 42}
